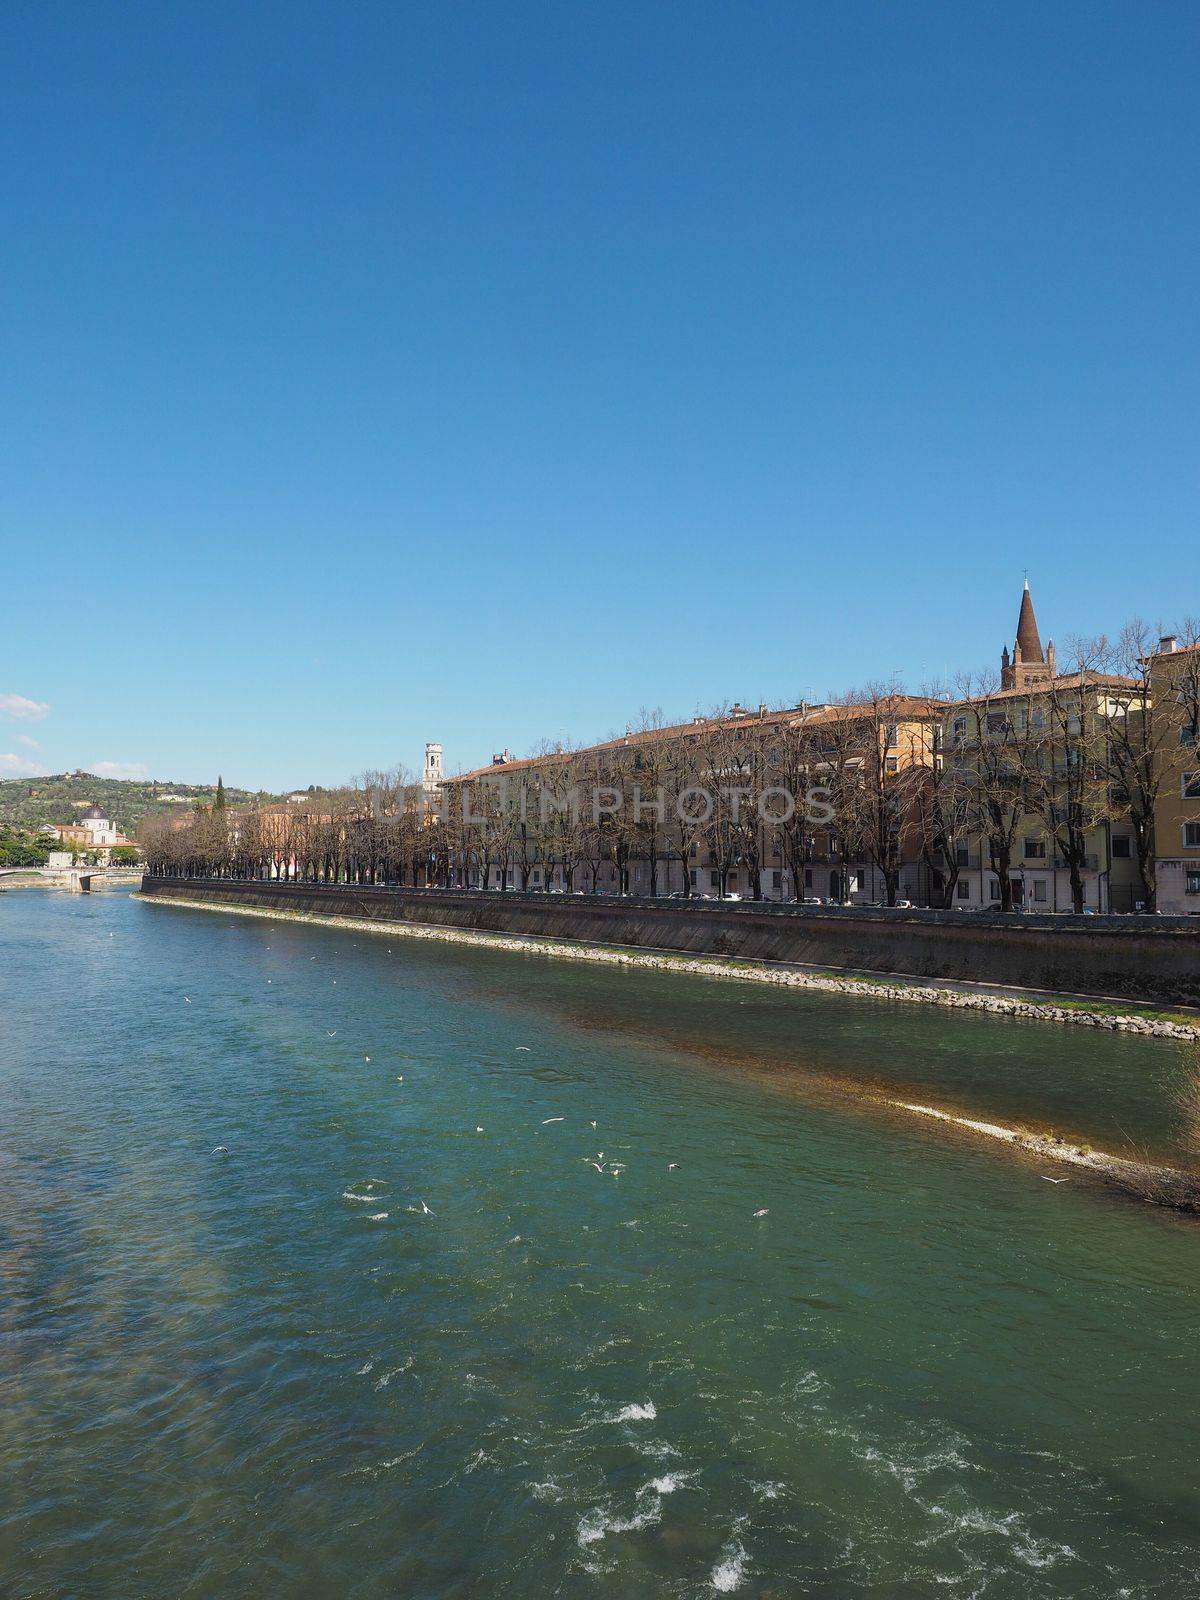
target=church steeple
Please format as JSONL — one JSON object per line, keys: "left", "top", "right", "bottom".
{"left": 1015, "top": 580, "right": 1044, "bottom": 665}
{"left": 1001, "top": 581, "right": 1053, "bottom": 690}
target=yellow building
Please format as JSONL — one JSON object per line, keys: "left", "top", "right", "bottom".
{"left": 941, "top": 586, "right": 1142, "bottom": 912}
{"left": 1150, "top": 638, "right": 1200, "bottom": 914}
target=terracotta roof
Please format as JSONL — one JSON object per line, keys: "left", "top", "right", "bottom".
{"left": 948, "top": 670, "right": 1138, "bottom": 707}
{"left": 445, "top": 695, "right": 945, "bottom": 782}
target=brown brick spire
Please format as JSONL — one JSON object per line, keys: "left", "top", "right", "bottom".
{"left": 1015, "top": 580, "right": 1044, "bottom": 664}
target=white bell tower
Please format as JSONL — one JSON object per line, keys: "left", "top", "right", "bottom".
{"left": 423, "top": 742, "right": 443, "bottom": 794}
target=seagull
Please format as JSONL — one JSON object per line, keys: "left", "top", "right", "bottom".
{"left": 365, "top": 1055, "right": 371, "bottom": 1062}
{"left": 476, "top": 1126, "right": 484, "bottom": 1133}
{"left": 541, "top": 1117, "right": 564, "bottom": 1124}
{"left": 590, "top": 1121, "right": 597, "bottom": 1129}
{"left": 588, "top": 1161, "right": 605, "bottom": 1173}
{"left": 327, "top": 1031, "right": 337, "bottom": 1038}
{"left": 184, "top": 996, "right": 191, "bottom": 1003}
{"left": 396, "top": 1075, "right": 404, "bottom": 1083}
{"left": 668, "top": 1163, "right": 678, "bottom": 1171}
{"left": 516, "top": 1046, "right": 531, "bottom": 1052}
{"left": 1041, "top": 1176, "right": 1070, "bottom": 1184}
{"left": 418, "top": 1200, "right": 434, "bottom": 1216}
{"left": 753, "top": 1208, "right": 769, "bottom": 1218}
{"left": 211, "top": 1146, "right": 229, "bottom": 1155}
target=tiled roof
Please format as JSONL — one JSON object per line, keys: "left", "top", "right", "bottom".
{"left": 947, "top": 671, "right": 1138, "bottom": 708}
{"left": 445, "top": 695, "right": 944, "bottom": 782}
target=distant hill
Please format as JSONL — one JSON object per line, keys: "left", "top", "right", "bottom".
{"left": 0, "top": 773, "right": 289, "bottom": 835}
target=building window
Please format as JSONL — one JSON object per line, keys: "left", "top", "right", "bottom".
{"left": 956, "top": 881, "right": 970, "bottom": 899}
{"left": 885, "top": 724, "right": 898, "bottom": 748}
{"left": 1188, "top": 871, "right": 1200, "bottom": 896}
{"left": 952, "top": 717, "right": 967, "bottom": 742}
{"left": 885, "top": 757, "right": 899, "bottom": 773}
{"left": 710, "top": 871, "right": 719, "bottom": 889}
{"left": 1033, "top": 881, "right": 1048, "bottom": 903}
{"left": 689, "top": 869, "right": 697, "bottom": 886}
{"left": 955, "top": 845, "right": 970, "bottom": 868}
{"left": 1184, "top": 772, "right": 1200, "bottom": 800}
{"left": 771, "top": 870, "right": 781, "bottom": 890}
{"left": 1111, "top": 836, "right": 1131, "bottom": 859}
{"left": 1024, "top": 837, "right": 1046, "bottom": 860}
{"left": 986, "top": 713, "right": 1009, "bottom": 737}
{"left": 988, "top": 877, "right": 1000, "bottom": 900}
{"left": 1185, "top": 823, "right": 1200, "bottom": 849}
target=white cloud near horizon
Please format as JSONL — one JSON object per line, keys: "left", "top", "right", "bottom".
{"left": 91, "top": 760, "right": 149, "bottom": 779}
{"left": 0, "top": 693, "right": 50, "bottom": 722}
{"left": 15, "top": 734, "right": 42, "bottom": 750}
{"left": 0, "top": 752, "right": 39, "bottom": 775}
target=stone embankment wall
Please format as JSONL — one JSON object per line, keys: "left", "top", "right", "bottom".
{"left": 138, "top": 877, "right": 1200, "bottom": 1010}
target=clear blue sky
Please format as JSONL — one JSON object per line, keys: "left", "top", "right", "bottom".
{"left": 3, "top": 2, "right": 1197, "bottom": 790}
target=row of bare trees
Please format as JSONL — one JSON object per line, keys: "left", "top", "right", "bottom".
{"left": 142, "top": 620, "right": 1200, "bottom": 911}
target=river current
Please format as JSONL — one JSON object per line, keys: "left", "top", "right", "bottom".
{"left": 2, "top": 889, "right": 1199, "bottom": 1598}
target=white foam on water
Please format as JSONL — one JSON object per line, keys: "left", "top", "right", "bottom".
{"left": 342, "top": 1191, "right": 375, "bottom": 1202}
{"left": 750, "top": 1480, "right": 782, "bottom": 1501}
{"left": 632, "top": 1438, "right": 681, "bottom": 1461}
{"left": 710, "top": 1538, "right": 749, "bottom": 1592}
{"left": 367, "top": 1211, "right": 389, "bottom": 1221}
{"left": 608, "top": 1400, "right": 656, "bottom": 1422}
{"left": 575, "top": 1479, "right": 668, "bottom": 1548}
{"left": 373, "top": 1356, "right": 414, "bottom": 1389}
{"left": 919, "top": 1504, "right": 1076, "bottom": 1572}
{"left": 649, "top": 1471, "right": 695, "bottom": 1495}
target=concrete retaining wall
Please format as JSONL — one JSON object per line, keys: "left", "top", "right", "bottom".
{"left": 138, "top": 877, "right": 1200, "bottom": 1006}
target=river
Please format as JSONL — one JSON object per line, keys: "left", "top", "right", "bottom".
{"left": 2, "top": 889, "right": 1199, "bottom": 1597}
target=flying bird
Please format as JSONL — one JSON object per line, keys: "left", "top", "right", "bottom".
{"left": 541, "top": 1117, "right": 564, "bottom": 1125}
{"left": 753, "top": 1208, "right": 769, "bottom": 1218}
{"left": 1041, "top": 1176, "right": 1070, "bottom": 1184}
{"left": 516, "top": 1046, "right": 531, "bottom": 1052}
{"left": 211, "top": 1146, "right": 229, "bottom": 1155}
{"left": 328, "top": 1031, "right": 338, "bottom": 1038}
{"left": 668, "top": 1164, "right": 678, "bottom": 1171}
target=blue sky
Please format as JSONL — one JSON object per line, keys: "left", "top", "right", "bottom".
{"left": 3, "top": 2, "right": 1197, "bottom": 790}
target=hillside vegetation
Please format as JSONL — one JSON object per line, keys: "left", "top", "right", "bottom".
{"left": 0, "top": 773, "right": 288, "bottom": 835}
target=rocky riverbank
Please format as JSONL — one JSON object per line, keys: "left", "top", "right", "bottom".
{"left": 137, "top": 891, "right": 1200, "bottom": 1042}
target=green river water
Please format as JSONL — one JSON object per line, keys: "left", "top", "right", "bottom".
{"left": 2, "top": 889, "right": 1199, "bottom": 1598}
